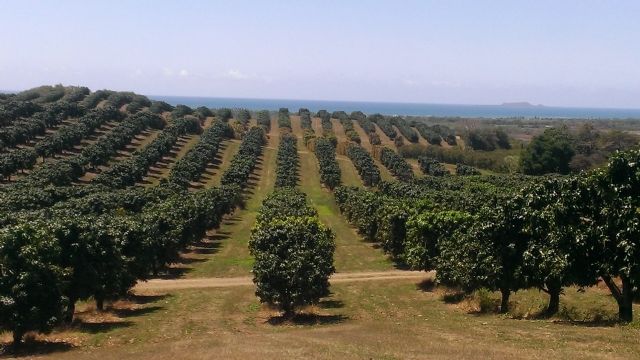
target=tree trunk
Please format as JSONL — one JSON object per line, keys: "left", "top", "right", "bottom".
{"left": 282, "top": 302, "right": 295, "bottom": 319}
{"left": 620, "top": 276, "right": 633, "bottom": 322}
{"left": 546, "top": 289, "right": 560, "bottom": 316}
{"left": 500, "top": 287, "right": 510, "bottom": 313}
{"left": 545, "top": 283, "right": 562, "bottom": 316}
{"left": 96, "top": 297, "right": 105, "bottom": 312}
{"left": 12, "top": 329, "right": 24, "bottom": 347}
{"left": 602, "top": 275, "right": 633, "bottom": 322}
{"left": 65, "top": 298, "right": 77, "bottom": 323}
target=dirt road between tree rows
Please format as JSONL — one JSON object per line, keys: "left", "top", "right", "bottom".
{"left": 135, "top": 270, "right": 432, "bottom": 291}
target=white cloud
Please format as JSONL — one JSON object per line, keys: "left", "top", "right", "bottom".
{"left": 162, "top": 67, "right": 173, "bottom": 77}
{"left": 224, "top": 69, "right": 250, "bottom": 80}
{"left": 179, "top": 69, "right": 189, "bottom": 77}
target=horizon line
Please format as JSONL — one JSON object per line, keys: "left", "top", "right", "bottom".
{"left": 4, "top": 87, "right": 640, "bottom": 112}
{"left": 147, "top": 93, "right": 640, "bottom": 112}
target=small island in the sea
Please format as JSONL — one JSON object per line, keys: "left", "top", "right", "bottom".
{"left": 500, "top": 101, "right": 545, "bottom": 107}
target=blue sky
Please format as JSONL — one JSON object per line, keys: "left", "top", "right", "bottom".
{"left": 1, "top": 0, "right": 639, "bottom": 108}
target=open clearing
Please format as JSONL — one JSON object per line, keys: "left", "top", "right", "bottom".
{"left": 135, "top": 270, "right": 429, "bottom": 290}
{"left": 14, "top": 278, "right": 639, "bottom": 360}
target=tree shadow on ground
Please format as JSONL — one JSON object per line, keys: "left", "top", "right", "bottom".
{"left": 111, "top": 306, "right": 163, "bottom": 318}
{"left": 74, "top": 320, "right": 133, "bottom": 334}
{"left": 222, "top": 216, "right": 241, "bottom": 225}
{"left": 549, "top": 318, "right": 621, "bottom": 328}
{"left": 0, "top": 339, "right": 75, "bottom": 358}
{"left": 267, "top": 313, "right": 348, "bottom": 326}
{"left": 318, "top": 300, "right": 345, "bottom": 309}
{"left": 126, "top": 293, "right": 169, "bottom": 304}
{"left": 155, "top": 266, "right": 192, "bottom": 279}
{"left": 416, "top": 278, "right": 436, "bottom": 292}
{"left": 206, "top": 233, "right": 230, "bottom": 241}
{"left": 441, "top": 291, "right": 466, "bottom": 304}
{"left": 392, "top": 261, "right": 411, "bottom": 271}
{"left": 202, "top": 167, "right": 218, "bottom": 175}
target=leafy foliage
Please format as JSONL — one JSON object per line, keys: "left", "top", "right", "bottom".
{"left": 34, "top": 106, "right": 122, "bottom": 160}
{"left": 149, "top": 101, "right": 174, "bottom": 114}
{"left": 0, "top": 222, "right": 68, "bottom": 344}
{"left": 299, "top": 108, "right": 312, "bottom": 130}
{"left": 346, "top": 144, "right": 381, "bottom": 186}
{"left": 221, "top": 127, "right": 266, "bottom": 188}
{"left": 235, "top": 109, "right": 251, "bottom": 125}
{"left": 354, "top": 114, "right": 381, "bottom": 145}
{"left": 314, "top": 137, "right": 341, "bottom": 189}
{"left": 379, "top": 147, "right": 413, "bottom": 181}
{"left": 94, "top": 117, "right": 200, "bottom": 188}
{"left": 418, "top": 157, "right": 448, "bottom": 176}
{"left": 339, "top": 117, "right": 361, "bottom": 144}
{"left": 456, "top": 163, "right": 480, "bottom": 176}
{"left": 250, "top": 188, "right": 334, "bottom": 315}
{"left": 521, "top": 127, "right": 574, "bottom": 175}
{"left": 168, "top": 120, "right": 232, "bottom": 187}
{"left": 369, "top": 114, "right": 397, "bottom": 139}
{"left": 0, "top": 101, "right": 83, "bottom": 151}
{"left": 80, "top": 90, "right": 112, "bottom": 109}
{"left": 256, "top": 110, "right": 271, "bottom": 131}
{"left": 390, "top": 117, "right": 418, "bottom": 143}
{"left": 415, "top": 124, "right": 442, "bottom": 145}
{"left": 215, "top": 108, "right": 232, "bottom": 122}
{"left": 465, "top": 128, "right": 511, "bottom": 151}
{"left": 317, "top": 110, "right": 333, "bottom": 136}
{"left": 275, "top": 133, "right": 299, "bottom": 188}
{"left": 278, "top": 108, "right": 291, "bottom": 129}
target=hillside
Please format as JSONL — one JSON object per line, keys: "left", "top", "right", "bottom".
{"left": 0, "top": 87, "right": 638, "bottom": 359}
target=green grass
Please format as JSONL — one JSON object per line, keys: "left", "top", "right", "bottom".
{"left": 22, "top": 279, "right": 639, "bottom": 360}
{"left": 376, "top": 157, "right": 397, "bottom": 182}
{"left": 291, "top": 117, "right": 393, "bottom": 272}
{"left": 335, "top": 156, "right": 363, "bottom": 187}
{"left": 297, "top": 149, "right": 393, "bottom": 272}
{"left": 187, "top": 120, "right": 279, "bottom": 278}
{"left": 406, "top": 158, "right": 424, "bottom": 177}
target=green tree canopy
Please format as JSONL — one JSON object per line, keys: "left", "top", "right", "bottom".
{"left": 521, "top": 127, "right": 575, "bottom": 175}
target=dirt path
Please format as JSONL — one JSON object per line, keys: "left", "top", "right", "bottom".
{"left": 311, "top": 117, "right": 324, "bottom": 136}
{"left": 136, "top": 270, "right": 430, "bottom": 291}
{"left": 413, "top": 126, "right": 430, "bottom": 146}
{"left": 350, "top": 119, "right": 373, "bottom": 152}
{"left": 407, "top": 158, "right": 424, "bottom": 177}
{"left": 374, "top": 123, "right": 396, "bottom": 149}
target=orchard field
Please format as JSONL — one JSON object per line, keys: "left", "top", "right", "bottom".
{"left": 0, "top": 86, "right": 639, "bottom": 359}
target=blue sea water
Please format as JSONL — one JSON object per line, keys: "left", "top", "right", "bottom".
{"left": 150, "top": 95, "right": 640, "bottom": 119}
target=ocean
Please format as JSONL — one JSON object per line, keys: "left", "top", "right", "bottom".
{"left": 150, "top": 95, "right": 640, "bottom": 119}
